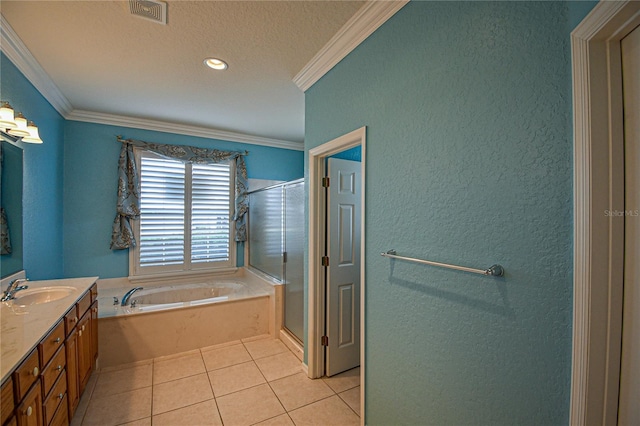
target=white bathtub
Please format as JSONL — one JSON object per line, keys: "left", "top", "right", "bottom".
{"left": 96, "top": 269, "right": 282, "bottom": 368}
{"left": 102, "top": 281, "right": 265, "bottom": 314}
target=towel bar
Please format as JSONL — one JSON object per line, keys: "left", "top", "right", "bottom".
{"left": 381, "top": 250, "right": 504, "bottom": 277}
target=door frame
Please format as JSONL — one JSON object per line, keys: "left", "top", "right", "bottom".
{"left": 571, "top": 1, "right": 640, "bottom": 424}
{"left": 308, "top": 127, "right": 366, "bottom": 407}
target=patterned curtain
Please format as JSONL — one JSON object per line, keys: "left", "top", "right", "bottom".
{"left": 0, "top": 144, "right": 12, "bottom": 255}
{"left": 110, "top": 137, "right": 249, "bottom": 250}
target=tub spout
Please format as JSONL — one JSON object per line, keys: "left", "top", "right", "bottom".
{"left": 122, "top": 287, "right": 143, "bottom": 306}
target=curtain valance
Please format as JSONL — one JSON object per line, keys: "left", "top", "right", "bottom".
{"left": 110, "top": 137, "right": 249, "bottom": 250}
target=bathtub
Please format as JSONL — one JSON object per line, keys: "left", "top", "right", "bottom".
{"left": 96, "top": 269, "right": 283, "bottom": 368}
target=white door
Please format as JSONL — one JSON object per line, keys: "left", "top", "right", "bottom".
{"left": 619, "top": 23, "right": 640, "bottom": 426}
{"left": 325, "top": 157, "right": 361, "bottom": 376}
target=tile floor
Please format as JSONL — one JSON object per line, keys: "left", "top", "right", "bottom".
{"left": 71, "top": 335, "right": 360, "bottom": 426}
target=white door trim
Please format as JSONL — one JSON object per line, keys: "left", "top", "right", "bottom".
{"left": 308, "top": 127, "right": 366, "bottom": 421}
{"left": 571, "top": 1, "right": 640, "bottom": 424}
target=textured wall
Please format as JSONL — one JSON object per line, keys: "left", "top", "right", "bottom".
{"left": 63, "top": 120, "right": 303, "bottom": 279}
{"left": 305, "top": 1, "right": 595, "bottom": 424}
{"left": 1, "top": 53, "right": 65, "bottom": 280}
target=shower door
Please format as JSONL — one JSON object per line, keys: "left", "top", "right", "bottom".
{"left": 248, "top": 187, "right": 284, "bottom": 281}
{"left": 283, "top": 181, "right": 304, "bottom": 342}
{"left": 248, "top": 179, "right": 305, "bottom": 343}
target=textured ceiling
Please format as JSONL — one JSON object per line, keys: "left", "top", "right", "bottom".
{"left": 1, "top": 0, "right": 365, "bottom": 143}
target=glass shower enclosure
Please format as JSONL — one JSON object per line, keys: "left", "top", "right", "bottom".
{"left": 248, "top": 179, "right": 304, "bottom": 342}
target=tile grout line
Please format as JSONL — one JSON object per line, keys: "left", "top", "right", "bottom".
{"left": 199, "top": 348, "right": 225, "bottom": 425}
{"left": 247, "top": 340, "right": 298, "bottom": 426}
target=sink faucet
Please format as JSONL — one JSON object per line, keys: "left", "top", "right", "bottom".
{"left": 121, "top": 287, "right": 143, "bottom": 306}
{"left": 1, "top": 278, "right": 29, "bottom": 302}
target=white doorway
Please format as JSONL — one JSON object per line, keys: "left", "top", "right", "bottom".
{"left": 570, "top": 1, "right": 640, "bottom": 424}
{"left": 619, "top": 22, "right": 640, "bottom": 425}
{"left": 308, "top": 127, "right": 366, "bottom": 415}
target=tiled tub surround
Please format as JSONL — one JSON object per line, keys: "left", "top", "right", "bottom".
{"left": 97, "top": 268, "right": 284, "bottom": 368}
{"left": 0, "top": 275, "right": 98, "bottom": 383}
{"left": 72, "top": 335, "right": 360, "bottom": 426}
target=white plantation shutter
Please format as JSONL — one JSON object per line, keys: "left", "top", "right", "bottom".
{"left": 134, "top": 151, "right": 234, "bottom": 275}
{"left": 139, "top": 157, "right": 185, "bottom": 267}
{"left": 191, "top": 163, "right": 231, "bottom": 263}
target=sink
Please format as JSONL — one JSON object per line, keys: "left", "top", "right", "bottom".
{"left": 13, "top": 286, "right": 76, "bottom": 306}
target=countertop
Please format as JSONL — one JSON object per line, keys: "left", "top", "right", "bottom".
{"left": 0, "top": 276, "right": 98, "bottom": 384}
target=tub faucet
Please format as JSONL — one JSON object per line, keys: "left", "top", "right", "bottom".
{"left": 121, "top": 287, "right": 143, "bottom": 306}
{"left": 1, "top": 278, "right": 29, "bottom": 302}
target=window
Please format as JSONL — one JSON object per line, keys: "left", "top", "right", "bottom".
{"left": 131, "top": 150, "right": 235, "bottom": 276}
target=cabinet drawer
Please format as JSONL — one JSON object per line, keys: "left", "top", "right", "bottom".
{"left": 48, "top": 396, "right": 68, "bottom": 426}
{"left": 41, "top": 345, "right": 66, "bottom": 398}
{"left": 63, "top": 308, "right": 78, "bottom": 337}
{"left": 1, "top": 377, "right": 15, "bottom": 425}
{"left": 39, "top": 321, "right": 65, "bottom": 368}
{"left": 13, "top": 349, "right": 40, "bottom": 401}
{"left": 42, "top": 372, "right": 66, "bottom": 426}
{"left": 77, "top": 291, "right": 91, "bottom": 319}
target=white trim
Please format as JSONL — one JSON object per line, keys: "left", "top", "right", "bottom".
{"left": 67, "top": 110, "right": 304, "bottom": 151}
{"left": 0, "top": 14, "right": 303, "bottom": 151}
{"left": 0, "top": 14, "right": 73, "bottom": 116}
{"left": 571, "top": 1, "right": 640, "bottom": 425}
{"left": 293, "top": 0, "right": 409, "bottom": 92}
{"left": 308, "top": 126, "right": 366, "bottom": 425}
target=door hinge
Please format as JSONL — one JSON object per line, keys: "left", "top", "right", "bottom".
{"left": 322, "top": 256, "right": 329, "bottom": 267}
{"left": 283, "top": 252, "right": 287, "bottom": 263}
{"left": 322, "top": 176, "right": 330, "bottom": 188}
{"left": 321, "top": 336, "right": 329, "bottom": 346}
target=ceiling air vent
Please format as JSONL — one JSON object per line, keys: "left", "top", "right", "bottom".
{"left": 129, "top": 0, "right": 167, "bottom": 25}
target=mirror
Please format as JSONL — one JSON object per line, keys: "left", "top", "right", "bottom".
{"left": 0, "top": 139, "right": 23, "bottom": 278}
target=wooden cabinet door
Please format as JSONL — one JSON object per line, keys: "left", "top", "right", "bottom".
{"left": 1, "top": 377, "right": 15, "bottom": 424}
{"left": 65, "top": 328, "right": 79, "bottom": 419}
{"left": 90, "top": 301, "right": 98, "bottom": 367}
{"left": 16, "top": 381, "right": 43, "bottom": 426}
{"left": 76, "top": 311, "right": 92, "bottom": 395}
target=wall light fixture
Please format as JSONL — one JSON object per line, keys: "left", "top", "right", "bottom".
{"left": 0, "top": 101, "right": 43, "bottom": 144}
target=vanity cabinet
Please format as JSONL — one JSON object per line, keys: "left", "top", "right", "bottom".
{"left": 63, "top": 283, "right": 97, "bottom": 419}
{"left": 1, "top": 279, "right": 97, "bottom": 426}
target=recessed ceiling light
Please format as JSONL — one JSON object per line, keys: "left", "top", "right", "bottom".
{"left": 204, "top": 58, "right": 228, "bottom": 70}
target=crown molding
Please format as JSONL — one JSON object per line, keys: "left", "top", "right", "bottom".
{"left": 67, "top": 110, "right": 304, "bottom": 151}
{"left": 293, "top": 0, "right": 409, "bottom": 92}
{"left": 0, "top": 14, "right": 73, "bottom": 116}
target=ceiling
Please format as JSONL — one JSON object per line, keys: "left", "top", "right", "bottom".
{"left": 0, "top": 0, "right": 366, "bottom": 146}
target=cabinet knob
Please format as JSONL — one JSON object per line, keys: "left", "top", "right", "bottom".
{"left": 58, "top": 393, "right": 64, "bottom": 400}
{"left": 93, "top": 307, "right": 98, "bottom": 313}
{"left": 81, "top": 325, "right": 86, "bottom": 332}
{"left": 32, "top": 367, "right": 39, "bottom": 376}
{"left": 56, "top": 365, "right": 62, "bottom": 371}
{"left": 79, "top": 330, "right": 82, "bottom": 337}
{"left": 73, "top": 316, "right": 78, "bottom": 323}
{"left": 54, "top": 337, "right": 61, "bottom": 343}
{"left": 25, "top": 406, "right": 32, "bottom": 416}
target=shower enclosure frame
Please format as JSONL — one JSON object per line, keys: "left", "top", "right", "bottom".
{"left": 247, "top": 178, "right": 305, "bottom": 343}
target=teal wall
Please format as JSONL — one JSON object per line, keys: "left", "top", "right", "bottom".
{"left": 1, "top": 53, "right": 65, "bottom": 279}
{"left": 1, "top": 53, "right": 303, "bottom": 281}
{"left": 305, "top": 1, "right": 596, "bottom": 424}
{"left": 63, "top": 121, "right": 303, "bottom": 279}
